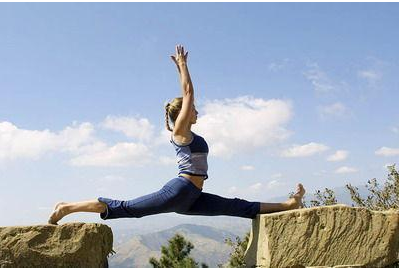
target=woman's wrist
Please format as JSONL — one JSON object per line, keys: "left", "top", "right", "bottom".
{"left": 178, "top": 61, "right": 187, "bottom": 67}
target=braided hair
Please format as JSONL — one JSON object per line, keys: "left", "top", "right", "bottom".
{"left": 164, "top": 97, "right": 183, "bottom": 132}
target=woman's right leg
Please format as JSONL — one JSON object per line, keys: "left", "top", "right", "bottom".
{"left": 48, "top": 177, "right": 200, "bottom": 224}
{"left": 48, "top": 187, "right": 171, "bottom": 225}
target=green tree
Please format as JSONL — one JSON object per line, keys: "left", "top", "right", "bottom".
{"left": 307, "top": 165, "right": 398, "bottom": 267}
{"left": 346, "top": 164, "right": 399, "bottom": 268}
{"left": 222, "top": 232, "right": 250, "bottom": 268}
{"left": 346, "top": 164, "right": 399, "bottom": 210}
{"left": 149, "top": 233, "right": 208, "bottom": 268}
{"left": 309, "top": 187, "right": 338, "bottom": 207}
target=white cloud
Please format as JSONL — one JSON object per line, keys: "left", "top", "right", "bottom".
{"left": 265, "top": 180, "right": 285, "bottom": 189}
{"left": 392, "top": 127, "right": 399, "bottom": 134}
{"left": 0, "top": 121, "right": 95, "bottom": 161}
{"left": 335, "top": 166, "right": 358, "bottom": 174}
{"left": 227, "top": 180, "right": 285, "bottom": 197}
{"left": 69, "top": 142, "right": 152, "bottom": 167}
{"left": 57, "top": 122, "right": 96, "bottom": 153}
{"left": 101, "top": 115, "right": 155, "bottom": 142}
{"left": 159, "top": 156, "right": 176, "bottom": 166}
{"left": 304, "top": 63, "right": 335, "bottom": 93}
{"left": 228, "top": 182, "right": 263, "bottom": 196}
{"left": 153, "top": 129, "right": 172, "bottom": 146}
{"left": 375, "top": 147, "right": 399, "bottom": 157}
{"left": 240, "top": 165, "right": 255, "bottom": 171}
{"left": 268, "top": 58, "right": 291, "bottom": 72}
{"left": 194, "top": 96, "right": 293, "bottom": 158}
{"left": 281, "top": 142, "right": 329, "bottom": 158}
{"left": 248, "top": 182, "right": 263, "bottom": 192}
{"left": 327, "top": 150, "right": 349, "bottom": 162}
{"left": 0, "top": 118, "right": 160, "bottom": 167}
{"left": 358, "top": 70, "right": 382, "bottom": 84}
{"left": 319, "top": 102, "right": 349, "bottom": 118}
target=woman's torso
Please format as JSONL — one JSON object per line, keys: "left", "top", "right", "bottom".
{"left": 171, "top": 132, "right": 209, "bottom": 190}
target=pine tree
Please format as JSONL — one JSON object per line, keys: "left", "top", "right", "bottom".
{"left": 149, "top": 233, "right": 208, "bottom": 268}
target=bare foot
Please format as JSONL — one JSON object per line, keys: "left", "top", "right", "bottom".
{"left": 285, "top": 183, "right": 306, "bottom": 210}
{"left": 48, "top": 202, "right": 68, "bottom": 225}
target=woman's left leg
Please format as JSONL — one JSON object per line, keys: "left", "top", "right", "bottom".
{"left": 48, "top": 200, "right": 106, "bottom": 224}
{"left": 180, "top": 184, "right": 305, "bottom": 219}
{"left": 179, "top": 192, "right": 261, "bottom": 219}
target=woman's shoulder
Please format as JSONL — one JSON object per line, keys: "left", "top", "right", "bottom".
{"left": 171, "top": 132, "right": 194, "bottom": 146}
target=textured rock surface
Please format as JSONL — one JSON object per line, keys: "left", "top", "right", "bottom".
{"left": 244, "top": 204, "right": 399, "bottom": 268}
{"left": 0, "top": 223, "right": 113, "bottom": 268}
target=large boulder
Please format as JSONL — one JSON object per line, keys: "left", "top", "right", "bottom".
{"left": 244, "top": 204, "right": 399, "bottom": 267}
{"left": 0, "top": 223, "right": 113, "bottom": 268}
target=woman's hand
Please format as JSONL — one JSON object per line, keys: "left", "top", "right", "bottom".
{"left": 171, "top": 44, "right": 188, "bottom": 73}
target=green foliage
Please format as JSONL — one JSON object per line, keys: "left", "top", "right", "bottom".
{"left": 309, "top": 165, "right": 398, "bottom": 267}
{"left": 149, "top": 233, "right": 208, "bottom": 268}
{"left": 346, "top": 164, "right": 399, "bottom": 267}
{"left": 346, "top": 164, "right": 399, "bottom": 210}
{"left": 309, "top": 188, "right": 338, "bottom": 207}
{"left": 222, "top": 232, "right": 250, "bottom": 268}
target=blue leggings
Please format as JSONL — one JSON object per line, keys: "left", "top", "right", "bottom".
{"left": 98, "top": 177, "right": 261, "bottom": 220}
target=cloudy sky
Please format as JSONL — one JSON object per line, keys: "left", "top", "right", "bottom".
{"left": 0, "top": 3, "right": 398, "bottom": 226}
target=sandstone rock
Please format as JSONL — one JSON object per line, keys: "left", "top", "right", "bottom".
{"left": 244, "top": 204, "right": 399, "bottom": 268}
{"left": 0, "top": 223, "right": 113, "bottom": 268}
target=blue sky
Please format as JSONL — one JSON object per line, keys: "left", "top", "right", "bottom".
{"left": 0, "top": 3, "right": 398, "bottom": 227}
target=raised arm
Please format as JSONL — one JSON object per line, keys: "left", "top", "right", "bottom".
{"left": 171, "top": 45, "right": 195, "bottom": 136}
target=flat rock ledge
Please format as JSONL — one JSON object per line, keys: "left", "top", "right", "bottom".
{"left": 0, "top": 223, "right": 113, "bottom": 268}
{"left": 244, "top": 204, "right": 399, "bottom": 268}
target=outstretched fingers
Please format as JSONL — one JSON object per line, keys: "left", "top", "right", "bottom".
{"left": 171, "top": 44, "right": 188, "bottom": 69}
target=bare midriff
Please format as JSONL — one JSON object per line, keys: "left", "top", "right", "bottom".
{"left": 179, "top": 173, "right": 205, "bottom": 190}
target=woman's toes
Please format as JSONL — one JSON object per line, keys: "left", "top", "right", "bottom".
{"left": 48, "top": 210, "right": 60, "bottom": 225}
{"left": 296, "top": 183, "right": 305, "bottom": 196}
{"left": 48, "top": 203, "right": 67, "bottom": 225}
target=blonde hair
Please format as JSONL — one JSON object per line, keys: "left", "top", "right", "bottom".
{"left": 165, "top": 97, "right": 183, "bottom": 132}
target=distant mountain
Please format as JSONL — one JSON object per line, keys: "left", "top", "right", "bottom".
{"left": 110, "top": 214, "right": 251, "bottom": 246}
{"left": 109, "top": 224, "right": 239, "bottom": 268}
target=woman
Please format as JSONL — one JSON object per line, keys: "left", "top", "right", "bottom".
{"left": 48, "top": 45, "right": 305, "bottom": 225}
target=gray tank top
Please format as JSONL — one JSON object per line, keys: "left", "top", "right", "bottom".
{"left": 170, "top": 132, "right": 209, "bottom": 179}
